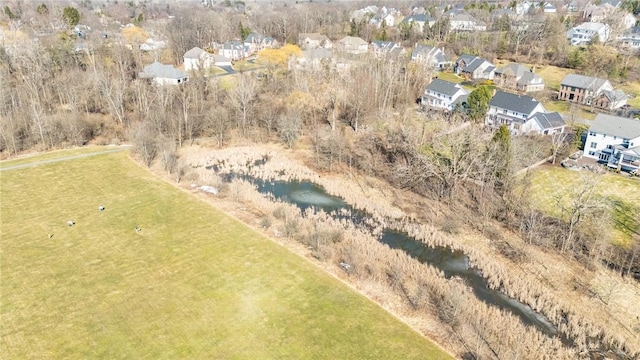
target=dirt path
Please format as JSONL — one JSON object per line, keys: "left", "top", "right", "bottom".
{"left": 0, "top": 146, "right": 132, "bottom": 172}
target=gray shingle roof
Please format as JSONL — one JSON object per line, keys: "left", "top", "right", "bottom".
{"left": 517, "top": 71, "right": 543, "bottom": 86}
{"left": 496, "top": 63, "right": 530, "bottom": 78}
{"left": 184, "top": 47, "right": 204, "bottom": 59}
{"left": 589, "top": 114, "right": 640, "bottom": 138}
{"left": 426, "top": 79, "right": 465, "bottom": 97}
{"left": 531, "top": 112, "right": 565, "bottom": 129}
{"left": 465, "top": 58, "right": 488, "bottom": 72}
{"left": 489, "top": 91, "right": 542, "bottom": 114}
{"left": 561, "top": 74, "right": 610, "bottom": 91}
{"left": 139, "top": 61, "right": 188, "bottom": 80}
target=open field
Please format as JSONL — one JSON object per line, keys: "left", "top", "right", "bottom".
{"left": 0, "top": 150, "right": 450, "bottom": 359}
{"left": 619, "top": 82, "right": 640, "bottom": 108}
{"left": 526, "top": 165, "right": 640, "bottom": 246}
{"left": 0, "top": 146, "right": 130, "bottom": 169}
{"left": 541, "top": 100, "right": 597, "bottom": 120}
{"left": 535, "top": 65, "right": 573, "bottom": 91}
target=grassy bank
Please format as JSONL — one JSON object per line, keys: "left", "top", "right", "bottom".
{"left": 0, "top": 150, "right": 450, "bottom": 359}
{"left": 526, "top": 165, "right": 640, "bottom": 246}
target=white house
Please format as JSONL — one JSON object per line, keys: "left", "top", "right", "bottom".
{"left": 370, "top": 40, "right": 402, "bottom": 58}
{"left": 567, "top": 22, "right": 611, "bottom": 45}
{"left": 523, "top": 112, "right": 566, "bottom": 134}
{"left": 449, "top": 12, "right": 486, "bottom": 31}
{"left": 217, "top": 41, "right": 249, "bottom": 61}
{"left": 411, "top": 45, "right": 451, "bottom": 69}
{"left": 618, "top": 26, "right": 640, "bottom": 49}
{"left": 244, "top": 33, "right": 278, "bottom": 54}
{"left": 421, "top": 78, "right": 469, "bottom": 111}
{"left": 401, "top": 14, "right": 436, "bottom": 31}
{"left": 583, "top": 114, "right": 640, "bottom": 173}
{"left": 485, "top": 91, "right": 552, "bottom": 134}
{"left": 138, "top": 61, "right": 188, "bottom": 85}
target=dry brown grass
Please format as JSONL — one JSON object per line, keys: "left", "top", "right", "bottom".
{"left": 174, "top": 143, "right": 640, "bottom": 358}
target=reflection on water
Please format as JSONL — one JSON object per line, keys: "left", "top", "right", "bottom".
{"left": 223, "top": 174, "right": 558, "bottom": 336}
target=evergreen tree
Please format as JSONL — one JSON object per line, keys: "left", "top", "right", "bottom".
{"left": 63, "top": 7, "right": 80, "bottom": 27}
{"left": 466, "top": 86, "right": 493, "bottom": 121}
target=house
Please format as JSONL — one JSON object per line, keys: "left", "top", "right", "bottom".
{"left": 401, "top": 14, "right": 436, "bottom": 31}
{"left": 485, "top": 91, "right": 548, "bottom": 134}
{"left": 618, "top": 26, "right": 640, "bottom": 49}
{"left": 543, "top": 2, "right": 557, "bottom": 13}
{"left": 421, "top": 79, "right": 469, "bottom": 111}
{"left": 583, "top": 114, "right": 640, "bottom": 173}
{"left": 567, "top": 22, "right": 610, "bottom": 45}
{"left": 449, "top": 12, "right": 486, "bottom": 31}
{"left": 411, "top": 45, "right": 451, "bottom": 69}
{"left": 183, "top": 47, "right": 230, "bottom": 70}
{"left": 524, "top": 112, "right": 566, "bottom": 134}
{"left": 370, "top": 40, "right": 402, "bottom": 58}
{"left": 138, "top": 61, "right": 188, "bottom": 85}
{"left": 140, "top": 38, "right": 166, "bottom": 52}
{"left": 298, "top": 33, "right": 332, "bottom": 50}
{"left": 454, "top": 54, "right": 495, "bottom": 80}
{"left": 290, "top": 48, "right": 334, "bottom": 71}
{"left": 217, "top": 41, "right": 249, "bottom": 61}
{"left": 244, "top": 33, "right": 277, "bottom": 54}
{"left": 370, "top": 12, "right": 397, "bottom": 28}
{"left": 494, "top": 63, "right": 545, "bottom": 92}
{"left": 336, "top": 36, "right": 368, "bottom": 55}
{"left": 559, "top": 74, "right": 613, "bottom": 106}
{"left": 592, "top": 89, "right": 628, "bottom": 109}
{"left": 582, "top": 5, "right": 608, "bottom": 22}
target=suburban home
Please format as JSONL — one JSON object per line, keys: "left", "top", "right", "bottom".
{"left": 421, "top": 78, "right": 469, "bottom": 111}
{"left": 370, "top": 12, "right": 397, "bottom": 28}
{"left": 567, "top": 22, "right": 610, "bottom": 45}
{"left": 618, "top": 26, "right": 640, "bottom": 49}
{"left": 410, "top": 45, "right": 451, "bottom": 69}
{"left": 524, "top": 112, "right": 567, "bottom": 134}
{"left": 592, "top": 89, "right": 629, "bottom": 110}
{"left": 494, "top": 63, "right": 545, "bottom": 92}
{"left": 290, "top": 48, "right": 333, "bottom": 71}
{"left": 543, "top": 2, "right": 557, "bottom": 12}
{"left": 298, "top": 33, "right": 332, "bottom": 50}
{"left": 336, "top": 36, "right": 369, "bottom": 55}
{"left": 216, "top": 41, "right": 250, "bottom": 61}
{"left": 558, "top": 74, "right": 613, "bottom": 106}
{"left": 449, "top": 12, "right": 486, "bottom": 31}
{"left": 582, "top": 5, "right": 607, "bottom": 22}
{"left": 401, "top": 14, "right": 436, "bottom": 31}
{"left": 370, "top": 40, "right": 403, "bottom": 58}
{"left": 138, "top": 61, "right": 188, "bottom": 85}
{"left": 583, "top": 114, "right": 640, "bottom": 173}
{"left": 485, "top": 91, "right": 551, "bottom": 134}
{"left": 244, "top": 33, "right": 277, "bottom": 54}
{"left": 454, "top": 54, "right": 495, "bottom": 80}
{"left": 140, "top": 38, "right": 166, "bottom": 52}
{"left": 183, "top": 47, "right": 232, "bottom": 70}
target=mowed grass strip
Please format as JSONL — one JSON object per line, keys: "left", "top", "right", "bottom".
{"left": 0, "top": 146, "right": 125, "bottom": 169}
{"left": 526, "top": 165, "right": 640, "bottom": 246}
{"left": 0, "top": 151, "right": 451, "bottom": 359}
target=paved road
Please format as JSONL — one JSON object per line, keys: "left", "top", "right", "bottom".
{"left": 0, "top": 146, "right": 132, "bottom": 172}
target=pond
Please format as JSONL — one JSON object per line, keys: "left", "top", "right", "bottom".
{"left": 216, "top": 171, "right": 558, "bottom": 336}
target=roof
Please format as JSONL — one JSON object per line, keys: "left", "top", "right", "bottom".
{"left": 573, "top": 22, "right": 607, "bottom": 31}
{"left": 302, "top": 48, "right": 333, "bottom": 60}
{"left": 589, "top": 114, "right": 640, "bottom": 138}
{"left": 184, "top": 47, "right": 204, "bottom": 59}
{"left": 489, "top": 91, "right": 543, "bottom": 114}
{"left": 531, "top": 112, "right": 565, "bottom": 129}
{"left": 139, "top": 61, "right": 187, "bottom": 80}
{"left": 517, "top": 71, "right": 543, "bottom": 85}
{"left": 371, "top": 40, "right": 398, "bottom": 51}
{"left": 299, "top": 33, "right": 329, "bottom": 42}
{"left": 600, "top": 89, "right": 628, "bottom": 102}
{"left": 465, "top": 58, "right": 490, "bottom": 73}
{"left": 561, "top": 74, "right": 610, "bottom": 91}
{"left": 402, "top": 14, "right": 433, "bottom": 23}
{"left": 496, "top": 63, "right": 531, "bottom": 78}
{"left": 338, "top": 36, "right": 368, "bottom": 46}
{"left": 426, "top": 79, "right": 466, "bottom": 97}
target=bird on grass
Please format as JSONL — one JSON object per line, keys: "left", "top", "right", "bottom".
{"left": 48, "top": 233, "right": 54, "bottom": 239}
{"left": 99, "top": 205, "right": 105, "bottom": 212}
{"left": 135, "top": 226, "right": 142, "bottom": 234}
{"left": 67, "top": 220, "right": 75, "bottom": 227}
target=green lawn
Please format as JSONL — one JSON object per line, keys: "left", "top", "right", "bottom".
{"left": 535, "top": 65, "right": 573, "bottom": 91}
{"left": 619, "top": 82, "right": 640, "bottom": 108}
{"left": 436, "top": 72, "right": 465, "bottom": 83}
{"left": 526, "top": 165, "right": 640, "bottom": 246}
{"left": 0, "top": 151, "right": 451, "bottom": 359}
{"left": 0, "top": 146, "right": 122, "bottom": 168}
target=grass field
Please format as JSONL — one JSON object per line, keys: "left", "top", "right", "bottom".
{"left": 0, "top": 150, "right": 451, "bottom": 359}
{"left": 526, "top": 165, "right": 640, "bottom": 246}
{"left": 435, "top": 71, "right": 464, "bottom": 83}
{"left": 619, "top": 82, "right": 640, "bottom": 108}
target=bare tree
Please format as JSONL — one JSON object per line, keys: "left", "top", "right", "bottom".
{"left": 227, "top": 74, "right": 257, "bottom": 136}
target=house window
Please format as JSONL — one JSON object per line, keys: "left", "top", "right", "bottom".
{"left": 590, "top": 142, "right": 597, "bottom": 148}
{"left": 589, "top": 151, "right": 596, "bottom": 156}
{"left": 503, "top": 109, "right": 507, "bottom": 114}
{"left": 589, "top": 132, "right": 596, "bottom": 136}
